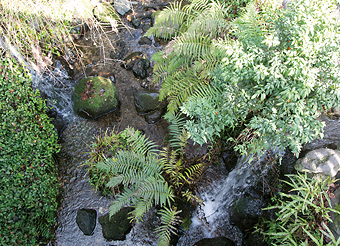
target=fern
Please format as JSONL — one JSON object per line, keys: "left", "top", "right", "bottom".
{"left": 156, "top": 207, "right": 182, "bottom": 246}
{"left": 121, "top": 127, "right": 159, "bottom": 156}
{"left": 163, "top": 112, "right": 187, "bottom": 150}
{"left": 149, "top": 0, "right": 230, "bottom": 112}
{"left": 184, "top": 163, "right": 204, "bottom": 184}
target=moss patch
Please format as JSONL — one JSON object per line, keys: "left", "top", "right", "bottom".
{"left": 73, "top": 76, "right": 119, "bottom": 119}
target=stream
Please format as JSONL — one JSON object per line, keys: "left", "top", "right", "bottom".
{"left": 28, "top": 1, "right": 340, "bottom": 245}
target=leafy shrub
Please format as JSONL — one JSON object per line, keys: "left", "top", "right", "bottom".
{"left": 0, "top": 54, "right": 59, "bottom": 244}
{"left": 258, "top": 172, "right": 340, "bottom": 245}
{"left": 182, "top": 0, "right": 340, "bottom": 156}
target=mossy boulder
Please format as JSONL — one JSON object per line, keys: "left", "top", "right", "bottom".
{"left": 73, "top": 76, "right": 119, "bottom": 119}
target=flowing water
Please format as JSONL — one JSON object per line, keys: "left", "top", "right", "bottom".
{"left": 28, "top": 3, "right": 340, "bottom": 245}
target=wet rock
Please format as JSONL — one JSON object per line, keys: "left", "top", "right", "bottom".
{"left": 93, "top": 2, "right": 120, "bottom": 24}
{"left": 294, "top": 148, "right": 340, "bottom": 177}
{"left": 230, "top": 197, "right": 264, "bottom": 230}
{"left": 76, "top": 208, "right": 97, "bottom": 236}
{"left": 72, "top": 76, "right": 119, "bottom": 119}
{"left": 142, "top": 24, "right": 151, "bottom": 33}
{"left": 138, "top": 37, "right": 152, "bottom": 45}
{"left": 122, "top": 52, "right": 143, "bottom": 70}
{"left": 98, "top": 207, "right": 133, "bottom": 241}
{"left": 131, "top": 18, "right": 141, "bottom": 28}
{"left": 329, "top": 188, "right": 340, "bottom": 240}
{"left": 110, "top": 41, "right": 127, "bottom": 60}
{"left": 134, "top": 89, "right": 165, "bottom": 114}
{"left": 46, "top": 107, "right": 66, "bottom": 137}
{"left": 134, "top": 89, "right": 166, "bottom": 124}
{"left": 145, "top": 110, "right": 163, "bottom": 124}
{"left": 114, "top": 0, "right": 132, "bottom": 16}
{"left": 302, "top": 117, "right": 340, "bottom": 152}
{"left": 193, "top": 237, "right": 235, "bottom": 246}
{"left": 132, "top": 58, "right": 150, "bottom": 79}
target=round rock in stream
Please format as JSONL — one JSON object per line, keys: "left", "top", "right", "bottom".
{"left": 76, "top": 208, "right": 97, "bottom": 236}
{"left": 98, "top": 207, "right": 133, "bottom": 241}
{"left": 72, "top": 76, "right": 119, "bottom": 119}
{"left": 132, "top": 58, "right": 150, "bottom": 79}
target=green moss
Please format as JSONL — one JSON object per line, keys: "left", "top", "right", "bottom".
{"left": 0, "top": 55, "right": 59, "bottom": 244}
{"left": 73, "top": 76, "right": 119, "bottom": 119}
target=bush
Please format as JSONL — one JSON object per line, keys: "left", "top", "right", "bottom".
{"left": 182, "top": 0, "right": 340, "bottom": 157}
{"left": 0, "top": 54, "right": 59, "bottom": 245}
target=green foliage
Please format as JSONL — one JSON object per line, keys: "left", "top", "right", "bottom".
{"left": 147, "top": 0, "right": 229, "bottom": 113}
{"left": 156, "top": 207, "right": 182, "bottom": 246}
{"left": 182, "top": 0, "right": 340, "bottom": 156}
{"left": 0, "top": 54, "right": 59, "bottom": 244}
{"left": 88, "top": 122, "right": 205, "bottom": 245}
{"left": 258, "top": 172, "right": 340, "bottom": 245}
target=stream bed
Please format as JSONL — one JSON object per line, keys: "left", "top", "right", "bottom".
{"left": 29, "top": 1, "right": 340, "bottom": 245}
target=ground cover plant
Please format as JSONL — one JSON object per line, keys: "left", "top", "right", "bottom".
{"left": 0, "top": 53, "right": 59, "bottom": 244}
{"left": 258, "top": 172, "right": 340, "bottom": 245}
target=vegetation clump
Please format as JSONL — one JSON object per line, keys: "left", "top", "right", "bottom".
{"left": 258, "top": 172, "right": 340, "bottom": 245}
{"left": 0, "top": 54, "right": 59, "bottom": 244}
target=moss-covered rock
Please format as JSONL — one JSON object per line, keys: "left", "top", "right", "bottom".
{"left": 73, "top": 76, "right": 119, "bottom": 119}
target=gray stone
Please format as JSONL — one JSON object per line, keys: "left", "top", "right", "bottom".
{"left": 98, "top": 207, "right": 132, "bottom": 241}
{"left": 76, "top": 208, "right": 97, "bottom": 236}
{"left": 138, "top": 37, "right": 152, "bottom": 45}
{"left": 132, "top": 58, "right": 150, "bottom": 79}
{"left": 114, "top": 0, "right": 132, "bottom": 15}
{"left": 145, "top": 110, "right": 163, "bottom": 124}
{"left": 133, "top": 89, "right": 166, "bottom": 114}
{"left": 231, "top": 197, "right": 264, "bottom": 230}
{"left": 72, "top": 76, "right": 119, "bottom": 119}
{"left": 294, "top": 148, "right": 340, "bottom": 177}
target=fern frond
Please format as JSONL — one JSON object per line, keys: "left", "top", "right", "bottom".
{"left": 109, "top": 187, "right": 138, "bottom": 217}
{"left": 137, "top": 177, "right": 174, "bottom": 207}
{"left": 184, "top": 163, "right": 204, "bottom": 184}
{"left": 156, "top": 207, "right": 182, "bottom": 246}
{"left": 173, "top": 33, "right": 212, "bottom": 62}
{"left": 181, "top": 190, "right": 204, "bottom": 204}
{"left": 232, "top": 2, "right": 271, "bottom": 47}
{"left": 122, "top": 127, "right": 159, "bottom": 156}
{"left": 128, "top": 199, "right": 153, "bottom": 223}
{"left": 145, "top": 1, "right": 191, "bottom": 39}
{"left": 106, "top": 170, "right": 148, "bottom": 188}
{"left": 164, "top": 112, "right": 187, "bottom": 149}
{"left": 97, "top": 151, "right": 163, "bottom": 180}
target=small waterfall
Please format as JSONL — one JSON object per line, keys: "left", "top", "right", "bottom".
{"left": 178, "top": 150, "right": 283, "bottom": 246}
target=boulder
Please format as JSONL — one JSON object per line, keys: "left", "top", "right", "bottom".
{"left": 72, "top": 76, "right": 119, "bottom": 119}
{"left": 98, "top": 207, "right": 133, "bottom": 241}
{"left": 133, "top": 89, "right": 166, "bottom": 124}
{"left": 134, "top": 89, "right": 166, "bottom": 113}
{"left": 294, "top": 148, "right": 340, "bottom": 177}
{"left": 114, "top": 0, "right": 132, "bottom": 16}
{"left": 132, "top": 58, "right": 150, "bottom": 79}
{"left": 76, "top": 208, "right": 97, "bottom": 236}
{"left": 230, "top": 197, "right": 264, "bottom": 230}
{"left": 193, "top": 237, "right": 235, "bottom": 246}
